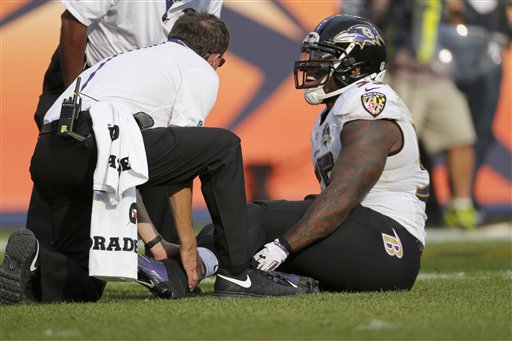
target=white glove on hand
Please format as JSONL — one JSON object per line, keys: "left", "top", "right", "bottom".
{"left": 253, "top": 239, "right": 289, "bottom": 271}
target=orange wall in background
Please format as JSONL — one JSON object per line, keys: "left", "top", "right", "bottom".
{"left": 1, "top": 1, "right": 510, "bottom": 219}
{"left": 1, "top": 3, "right": 62, "bottom": 212}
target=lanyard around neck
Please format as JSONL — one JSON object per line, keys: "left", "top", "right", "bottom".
{"left": 162, "top": 0, "right": 174, "bottom": 22}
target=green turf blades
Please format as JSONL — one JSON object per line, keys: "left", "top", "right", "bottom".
{"left": 0, "top": 230, "right": 510, "bottom": 340}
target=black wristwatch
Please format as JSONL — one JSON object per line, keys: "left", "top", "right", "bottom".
{"left": 144, "top": 234, "right": 163, "bottom": 250}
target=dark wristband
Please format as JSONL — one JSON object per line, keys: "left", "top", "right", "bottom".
{"left": 278, "top": 238, "right": 292, "bottom": 254}
{"left": 144, "top": 234, "right": 163, "bottom": 250}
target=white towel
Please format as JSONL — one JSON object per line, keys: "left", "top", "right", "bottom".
{"left": 89, "top": 187, "right": 139, "bottom": 281}
{"left": 90, "top": 102, "right": 148, "bottom": 205}
{"left": 88, "top": 101, "right": 149, "bottom": 281}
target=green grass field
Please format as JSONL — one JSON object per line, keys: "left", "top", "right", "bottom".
{"left": 0, "top": 226, "right": 511, "bottom": 341}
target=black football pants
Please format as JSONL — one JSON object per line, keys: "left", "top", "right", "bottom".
{"left": 198, "top": 200, "right": 423, "bottom": 292}
{"left": 29, "top": 125, "right": 249, "bottom": 303}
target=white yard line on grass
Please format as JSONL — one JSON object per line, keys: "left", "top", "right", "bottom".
{"left": 0, "top": 223, "right": 510, "bottom": 253}
{"left": 0, "top": 238, "right": 6, "bottom": 253}
{"left": 426, "top": 222, "right": 511, "bottom": 243}
{"left": 417, "top": 270, "right": 512, "bottom": 281}
{"left": 356, "top": 319, "right": 397, "bottom": 331}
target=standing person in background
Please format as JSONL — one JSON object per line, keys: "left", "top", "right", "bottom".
{"left": 340, "top": 0, "right": 479, "bottom": 229}
{"left": 454, "top": 0, "right": 510, "bottom": 172}
{"left": 28, "top": 0, "right": 223, "bottom": 248}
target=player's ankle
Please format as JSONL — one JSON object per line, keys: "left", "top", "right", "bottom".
{"left": 149, "top": 243, "right": 167, "bottom": 261}
{"left": 450, "top": 197, "right": 474, "bottom": 209}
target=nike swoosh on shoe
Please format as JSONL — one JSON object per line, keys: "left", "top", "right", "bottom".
{"left": 135, "top": 276, "right": 155, "bottom": 288}
{"left": 216, "top": 274, "right": 252, "bottom": 288}
{"left": 286, "top": 280, "right": 298, "bottom": 288}
{"left": 29, "top": 240, "right": 39, "bottom": 272}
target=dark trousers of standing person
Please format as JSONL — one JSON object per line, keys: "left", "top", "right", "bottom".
{"left": 29, "top": 121, "right": 249, "bottom": 303}
{"left": 198, "top": 200, "right": 423, "bottom": 292}
{"left": 457, "top": 64, "right": 502, "bottom": 173}
{"left": 27, "top": 47, "right": 178, "bottom": 250}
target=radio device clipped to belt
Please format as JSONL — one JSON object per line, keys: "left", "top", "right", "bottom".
{"left": 58, "top": 77, "right": 86, "bottom": 141}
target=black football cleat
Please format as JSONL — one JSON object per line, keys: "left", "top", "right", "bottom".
{"left": 136, "top": 255, "right": 188, "bottom": 299}
{"left": 214, "top": 267, "right": 319, "bottom": 298}
{"left": 0, "top": 229, "right": 40, "bottom": 305}
{"left": 266, "top": 270, "right": 320, "bottom": 294}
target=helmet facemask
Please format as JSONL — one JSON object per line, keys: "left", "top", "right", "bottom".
{"left": 294, "top": 49, "right": 339, "bottom": 90}
{"left": 294, "top": 44, "right": 356, "bottom": 105}
{"left": 294, "top": 15, "right": 388, "bottom": 105}
{"left": 294, "top": 33, "right": 346, "bottom": 105}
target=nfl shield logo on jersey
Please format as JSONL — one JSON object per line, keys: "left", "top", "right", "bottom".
{"left": 361, "top": 92, "right": 386, "bottom": 117}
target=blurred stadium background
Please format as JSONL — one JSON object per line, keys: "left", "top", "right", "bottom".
{"left": 1, "top": 1, "right": 510, "bottom": 228}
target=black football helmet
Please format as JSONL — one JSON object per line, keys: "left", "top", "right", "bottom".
{"left": 294, "top": 14, "right": 387, "bottom": 104}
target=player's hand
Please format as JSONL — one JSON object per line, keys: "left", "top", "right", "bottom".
{"left": 253, "top": 239, "right": 289, "bottom": 271}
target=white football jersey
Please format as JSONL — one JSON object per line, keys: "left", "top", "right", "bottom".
{"left": 44, "top": 40, "right": 218, "bottom": 128}
{"left": 61, "top": 0, "right": 223, "bottom": 66}
{"left": 311, "top": 81, "right": 430, "bottom": 245}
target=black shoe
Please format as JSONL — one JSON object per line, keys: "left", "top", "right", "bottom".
{"left": 266, "top": 270, "right": 320, "bottom": 294}
{"left": 0, "top": 229, "right": 40, "bottom": 305}
{"left": 136, "top": 255, "right": 188, "bottom": 299}
{"left": 214, "top": 268, "right": 318, "bottom": 298}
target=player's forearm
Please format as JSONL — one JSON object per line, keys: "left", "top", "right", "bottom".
{"left": 282, "top": 151, "right": 375, "bottom": 251}
{"left": 283, "top": 121, "right": 391, "bottom": 252}
{"left": 282, "top": 187, "right": 354, "bottom": 252}
{"left": 60, "top": 10, "right": 87, "bottom": 87}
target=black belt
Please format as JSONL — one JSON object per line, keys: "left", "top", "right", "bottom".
{"left": 40, "top": 120, "right": 60, "bottom": 135}
{"left": 40, "top": 118, "right": 91, "bottom": 137}
{"left": 40, "top": 110, "right": 93, "bottom": 137}
{"left": 40, "top": 111, "right": 153, "bottom": 135}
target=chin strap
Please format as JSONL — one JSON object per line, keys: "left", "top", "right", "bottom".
{"left": 304, "top": 70, "right": 387, "bottom": 105}
{"left": 304, "top": 85, "right": 343, "bottom": 105}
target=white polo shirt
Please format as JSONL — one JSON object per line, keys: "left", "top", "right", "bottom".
{"left": 61, "top": 0, "right": 223, "bottom": 66}
{"left": 44, "top": 40, "right": 219, "bottom": 128}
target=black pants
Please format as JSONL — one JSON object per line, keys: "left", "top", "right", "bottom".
{"left": 199, "top": 199, "right": 422, "bottom": 292}
{"left": 29, "top": 126, "right": 249, "bottom": 302}
{"left": 27, "top": 46, "right": 178, "bottom": 249}
{"left": 30, "top": 127, "right": 105, "bottom": 303}
{"left": 27, "top": 48, "right": 66, "bottom": 249}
